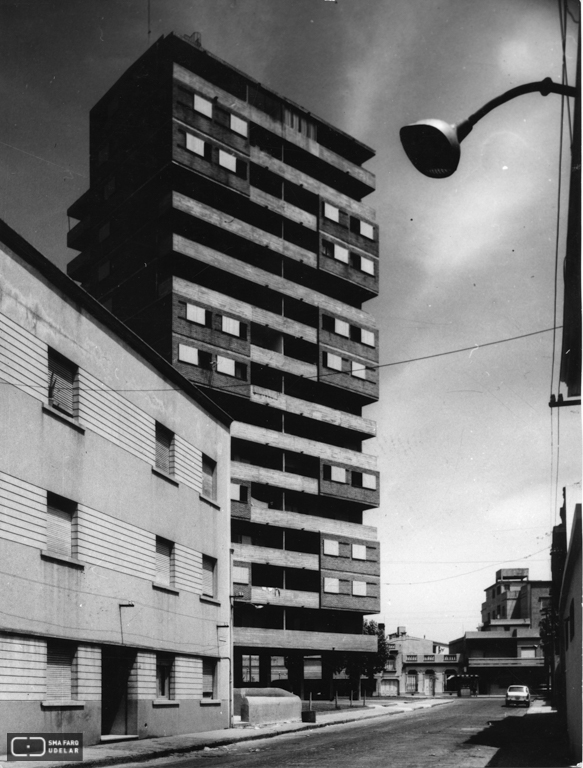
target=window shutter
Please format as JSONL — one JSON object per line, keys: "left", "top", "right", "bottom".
{"left": 351, "top": 361, "right": 367, "bottom": 379}
{"left": 216, "top": 356, "right": 236, "bottom": 376}
{"left": 361, "top": 329, "right": 375, "bottom": 347}
{"left": 48, "top": 353, "right": 76, "bottom": 415}
{"left": 194, "top": 94, "right": 213, "bottom": 117}
{"left": 47, "top": 504, "right": 72, "bottom": 556}
{"left": 324, "top": 578, "right": 339, "bottom": 594}
{"left": 202, "top": 658, "right": 215, "bottom": 697}
{"left": 233, "top": 566, "right": 249, "bottom": 584}
{"left": 221, "top": 317, "right": 241, "bottom": 337}
{"left": 352, "top": 544, "right": 367, "bottom": 560}
{"left": 218, "top": 150, "right": 237, "bottom": 173}
{"left": 362, "top": 473, "right": 377, "bottom": 490}
{"left": 186, "top": 134, "right": 205, "bottom": 156}
{"left": 46, "top": 643, "right": 72, "bottom": 700}
{"left": 334, "top": 319, "right": 350, "bottom": 337}
{"left": 323, "top": 203, "right": 339, "bottom": 222}
{"left": 333, "top": 245, "right": 349, "bottom": 263}
{"left": 202, "top": 556, "right": 215, "bottom": 597}
{"left": 330, "top": 466, "right": 347, "bottom": 484}
{"left": 323, "top": 539, "right": 339, "bottom": 556}
{"left": 186, "top": 304, "right": 208, "bottom": 325}
{"left": 155, "top": 425, "right": 172, "bottom": 474}
{"left": 230, "top": 114, "right": 248, "bottom": 136}
{"left": 360, "top": 221, "right": 375, "bottom": 240}
{"left": 352, "top": 581, "right": 367, "bottom": 596}
{"left": 178, "top": 344, "right": 199, "bottom": 366}
{"left": 360, "top": 257, "right": 375, "bottom": 275}
{"left": 325, "top": 353, "right": 342, "bottom": 371}
{"left": 155, "top": 538, "right": 172, "bottom": 585}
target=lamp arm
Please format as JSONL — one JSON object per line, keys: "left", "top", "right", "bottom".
{"left": 457, "top": 78, "right": 578, "bottom": 142}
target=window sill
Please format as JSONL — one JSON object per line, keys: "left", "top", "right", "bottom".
{"left": 200, "top": 699, "right": 221, "bottom": 706}
{"left": 42, "top": 404, "right": 85, "bottom": 434}
{"left": 42, "top": 700, "right": 85, "bottom": 709}
{"left": 152, "top": 582, "right": 180, "bottom": 595}
{"left": 41, "top": 551, "right": 85, "bottom": 570}
{"left": 152, "top": 467, "right": 179, "bottom": 487}
{"left": 199, "top": 596, "right": 220, "bottom": 606}
{"left": 199, "top": 494, "right": 220, "bottom": 510}
{"left": 152, "top": 699, "right": 179, "bottom": 708}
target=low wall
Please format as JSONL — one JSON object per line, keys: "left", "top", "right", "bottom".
{"left": 235, "top": 687, "right": 301, "bottom": 725}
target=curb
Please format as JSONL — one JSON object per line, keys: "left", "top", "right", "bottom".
{"left": 1, "top": 700, "right": 455, "bottom": 768}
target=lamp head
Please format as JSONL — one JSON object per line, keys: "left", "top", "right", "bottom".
{"left": 399, "top": 119, "right": 472, "bottom": 178}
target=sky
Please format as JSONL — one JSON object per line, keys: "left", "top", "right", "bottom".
{"left": 0, "top": 0, "right": 580, "bottom": 642}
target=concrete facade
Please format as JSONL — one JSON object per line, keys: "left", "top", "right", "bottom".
{"left": 450, "top": 570, "right": 550, "bottom": 695}
{"left": 375, "top": 628, "right": 459, "bottom": 696}
{"left": 65, "top": 32, "right": 381, "bottom": 696}
{"left": 0, "top": 221, "right": 232, "bottom": 750}
{"left": 551, "top": 488, "right": 581, "bottom": 765}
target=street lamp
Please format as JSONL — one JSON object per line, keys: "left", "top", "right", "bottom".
{"left": 400, "top": 78, "right": 578, "bottom": 178}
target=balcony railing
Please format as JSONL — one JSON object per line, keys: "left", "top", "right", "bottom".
{"left": 406, "top": 655, "right": 417, "bottom": 662}
{"left": 423, "top": 655, "right": 435, "bottom": 662}
{"left": 468, "top": 657, "right": 544, "bottom": 667}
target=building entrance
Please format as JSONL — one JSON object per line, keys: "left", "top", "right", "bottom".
{"left": 101, "top": 647, "right": 136, "bottom": 736}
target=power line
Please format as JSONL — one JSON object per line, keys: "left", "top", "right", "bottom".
{"left": 0, "top": 325, "right": 561, "bottom": 395}
{"left": 384, "top": 546, "right": 550, "bottom": 586}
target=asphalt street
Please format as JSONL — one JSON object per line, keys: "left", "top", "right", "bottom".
{"left": 116, "top": 699, "right": 572, "bottom": 768}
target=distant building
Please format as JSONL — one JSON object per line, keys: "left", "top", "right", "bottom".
{"left": 65, "top": 32, "right": 381, "bottom": 695}
{"left": 376, "top": 627, "right": 460, "bottom": 696}
{"left": 0, "top": 220, "right": 231, "bottom": 749}
{"left": 450, "top": 570, "right": 550, "bottom": 695}
{"left": 550, "top": 487, "right": 581, "bottom": 765}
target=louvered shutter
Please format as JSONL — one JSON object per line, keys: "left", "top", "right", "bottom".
{"left": 47, "top": 504, "right": 72, "bottom": 556}
{"left": 155, "top": 538, "right": 172, "bottom": 585}
{"left": 202, "top": 658, "right": 215, "bottom": 698}
{"left": 202, "top": 556, "right": 215, "bottom": 597}
{"left": 155, "top": 425, "right": 172, "bottom": 474}
{"left": 46, "top": 643, "right": 72, "bottom": 700}
{"left": 48, "top": 353, "right": 76, "bottom": 415}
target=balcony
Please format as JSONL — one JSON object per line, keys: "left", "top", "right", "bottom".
{"left": 468, "top": 657, "right": 544, "bottom": 667}
{"left": 232, "top": 542, "right": 319, "bottom": 571}
{"left": 423, "top": 655, "right": 435, "bottom": 662}
{"left": 234, "top": 627, "right": 378, "bottom": 653}
{"left": 249, "top": 505, "right": 378, "bottom": 541}
{"left": 250, "top": 586, "right": 319, "bottom": 609}
{"left": 406, "top": 655, "right": 417, "bottom": 662}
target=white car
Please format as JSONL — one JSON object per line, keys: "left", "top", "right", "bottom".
{"left": 505, "top": 685, "right": 530, "bottom": 708}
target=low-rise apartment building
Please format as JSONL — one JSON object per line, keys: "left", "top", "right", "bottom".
{"left": 0, "top": 220, "right": 232, "bottom": 749}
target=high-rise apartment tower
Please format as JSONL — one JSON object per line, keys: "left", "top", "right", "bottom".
{"left": 67, "top": 32, "right": 381, "bottom": 696}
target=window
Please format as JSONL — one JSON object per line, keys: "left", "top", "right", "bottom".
{"left": 178, "top": 344, "right": 199, "bottom": 366}
{"left": 221, "top": 316, "right": 242, "bottom": 337}
{"left": 352, "top": 580, "right": 367, "bottom": 596}
{"left": 241, "top": 654, "right": 259, "bottom": 684}
{"left": 186, "top": 304, "right": 210, "bottom": 326}
{"left": 333, "top": 244, "right": 349, "bottom": 263}
{"left": 351, "top": 361, "right": 367, "bottom": 379}
{"left": 155, "top": 423, "right": 174, "bottom": 475}
{"left": 331, "top": 466, "right": 347, "bottom": 483}
{"left": 194, "top": 93, "right": 213, "bottom": 117}
{"left": 46, "top": 641, "right": 74, "bottom": 701}
{"left": 360, "top": 221, "right": 375, "bottom": 240}
{"left": 104, "top": 178, "right": 116, "bottom": 200}
{"left": 97, "top": 260, "right": 110, "bottom": 281}
{"left": 48, "top": 350, "right": 78, "bottom": 416}
{"left": 202, "top": 658, "right": 216, "bottom": 698}
{"left": 230, "top": 483, "right": 248, "bottom": 503}
{"left": 283, "top": 108, "right": 317, "bottom": 139}
{"left": 155, "top": 537, "right": 173, "bottom": 586}
{"left": 233, "top": 565, "right": 250, "bottom": 584}
{"left": 360, "top": 256, "right": 375, "bottom": 275}
{"left": 202, "top": 555, "right": 216, "bottom": 598}
{"left": 186, "top": 133, "right": 206, "bottom": 157}
{"left": 334, "top": 319, "right": 350, "bottom": 338}
{"left": 202, "top": 455, "right": 217, "bottom": 500}
{"left": 352, "top": 544, "right": 366, "bottom": 560}
{"left": 362, "top": 473, "right": 377, "bottom": 490}
{"left": 218, "top": 150, "right": 237, "bottom": 173}
{"left": 324, "top": 352, "right": 342, "bottom": 371}
{"left": 156, "top": 654, "right": 173, "bottom": 699}
{"left": 323, "top": 203, "right": 340, "bottom": 222}
{"left": 360, "top": 329, "right": 375, "bottom": 347}
{"left": 230, "top": 114, "right": 248, "bottom": 136}
{"left": 323, "top": 539, "right": 339, "bottom": 556}
{"left": 519, "top": 647, "right": 536, "bottom": 659}
{"left": 216, "top": 355, "right": 247, "bottom": 379}
{"left": 46, "top": 493, "right": 76, "bottom": 558}
{"left": 98, "top": 222, "right": 110, "bottom": 242}
{"left": 323, "top": 578, "right": 339, "bottom": 594}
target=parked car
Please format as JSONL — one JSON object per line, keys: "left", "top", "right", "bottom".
{"left": 505, "top": 685, "right": 530, "bottom": 707}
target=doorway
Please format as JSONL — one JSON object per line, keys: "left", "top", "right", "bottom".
{"left": 101, "top": 647, "right": 136, "bottom": 736}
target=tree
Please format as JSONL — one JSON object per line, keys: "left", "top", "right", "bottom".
{"left": 338, "top": 620, "right": 390, "bottom": 698}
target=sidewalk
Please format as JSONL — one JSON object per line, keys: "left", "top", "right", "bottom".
{"left": 1, "top": 698, "right": 453, "bottom": 768}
